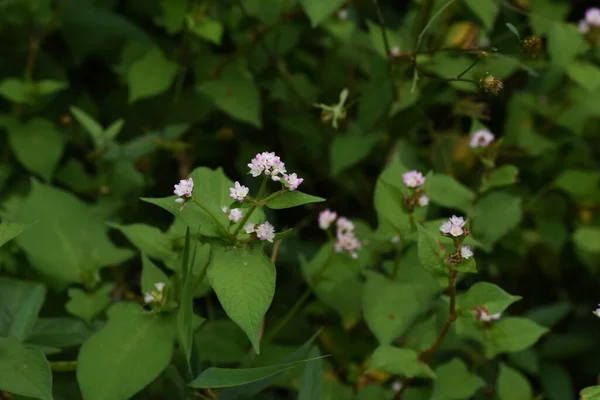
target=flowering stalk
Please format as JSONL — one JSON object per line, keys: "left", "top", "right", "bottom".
{"left": 231, "top": 175, "right": 268, "bottom": 238}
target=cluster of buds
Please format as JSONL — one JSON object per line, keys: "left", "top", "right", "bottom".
{"left": 319, "top": 210, "right": 362, "bottom": 259}
{"left": 244, "top": 221, "right": 276, "bottom": 243}
{"left": 144, "top": 282, "right": 166, "bottom": 308}
{"left": 247, "top": 152, "right": 303, "bottom": 191}
{"left": 221, "top": 206, "right": 243, "bottom": 223}
{"left": 174, "top": 178, "right": 194, "bottom": 211}
{"left": 314, "top": 88, "right": 348, "bottom": 129}
{"left": 473, "top": 305, "right": 502, "bottom": 325}
{"left": 401, "top": 170, "right": 429, "bottom": 212}
{"left": 479, "top": 73, "right": 503, "bottom": 96}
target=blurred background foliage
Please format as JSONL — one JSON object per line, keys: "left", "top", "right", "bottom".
{"left": 1, "top": 0, "right": 600, "bottom": 399}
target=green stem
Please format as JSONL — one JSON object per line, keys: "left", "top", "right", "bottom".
{"left": 260, "top": 189, "right": 284, "bottom": 205}
{"left": 232, "top": 176, "right": 269, "bottom": 237}
{"left": 190, "top": 198, "right": 227, "bottom": 235}
{"left": 50, "top": 361, "right": 77, "bottom": 372}
{"left": 455, "top": 56, "right": 484, "bottom": 80}
{"left": 372, "top": 0, "right": 396, "bottom": 98}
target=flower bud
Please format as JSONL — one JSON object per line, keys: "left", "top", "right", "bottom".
{"left": 523, "top": 35, "right": 543, "bottom": 56}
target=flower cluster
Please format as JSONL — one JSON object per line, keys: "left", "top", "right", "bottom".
{"left": 469, "top": 129, "right": 495, "bottom": 148}
{"left": 144, "top": 282, "right": 166, "bottom": 306}
{"left": 579, "top": 8, "right": 600, "bottom": 33}
{"left": 440, "top": 215, "right": 468, "bottom": 237}
{"left": 474, "top": 306, "right": 502, "bottom": 322}
{"left": 174, "top": 178, "right": 194, "bottom": 210}
{"left": 319, "top": 210, "right": 362, "bottom": 259}
{"left": 222, "top": 206, "right": 243, "bottom": 223}
{"left": 244, "top": 221, "right": 276, "bottom": 243}
{"left": 402, "top": 170, "right": 425, "bottom": 188}
{"left": 401, "top": 170, "right": 429, "bottom": 210}
{"left": 247, "top": 152, "right": 303, "bottom": 191}
{"left": 229, "top": 181, "right": 249, "bottom": 202}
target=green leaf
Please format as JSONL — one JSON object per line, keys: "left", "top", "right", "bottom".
{"left": 553, "top": 169, "right": 600, "bottom": 202}
{"left": 541, "top": 364, "right": 574, "bottom": 400}
{"left": 70, "top": 106, "right": 103, "bottom": 140}
{"left": 369, "top": 346, "right": 435, "bottom": 378}
{"left": 547, "top": 23, "right": 587, "bottom": 68}
{"left": 366, "top": 20, "right": 403, "bottom": 59}
{"left": 207, "top": 244, "right": 275, "bottom": 353}
{"left": 374, "top": 158, "right": 412, "bottom": 235}
{"left": 463, "top": 0, "right": 499, "bottom": 30}
{"left": 525, "top": 302, "right": 571, "bottom": 328}
{"left": 188, "top": 17, "right": 223, "bottom": 45}
{"left": 505, "top": 23, "right": 521, "bottom": 40}
{"left": 472, "top": 192, "right": 522, "bottom": 249}
{"left": 189, "top": 355, "right": 326, "bottom": 388}
{"left": 330, "top": 124, "right": 380, "bottom": 176}
{"left": 0, "top": 278, "right": 46, "bottom": 341}
{"left": 0, "top": 222, "right": 32, "bottom": 248}
{"left": 194, "top": 320, "right": 249, "bottom": 363}
{"left": 481, "top": 165, "right": 519, "bottom": 192}
{"left": 0, "top": 78, "right": 30, "bottom": 103}
{"left": 66, "top": 284, "right": 114, "bottom": 324}
{"left": 362, "top": 272, "right": 425, "bottom": 344}
{"left": 300, "top": 0, "right": 345, "bottom": 27}
{"left": 458, "top": 282, "right": 521, "bottom": 314}
{"left": 27, "top": 317, "right": 96, "bottom": 349}
{"left": 0, "top": 336, "right": 53, "bottom": 400}
{"left": 128, "top": 48, "right": 178, "bottom": 103}
{"left": 497, "top": 363, "right": 533, "bottom": 400}
{"left": 431, "top": 358, "right": 485, "bottom": 400}
{"left": 104, "top": 119, "right": 125, "bottom": 141}
{"left": 198, "top": 67, "right": 262, "bottom": 128}
{"left": 567, "top": 61, "right": 600, "bottom": 92}
{"left": 110, "top": 223, "right": 176, "bottom": 262}
{"left": 154, "top": 0, "right": 186, "bottom": 33}
{"left": 178, "top": 229, "right": 194, "bottom": 376}
{"left": 7, "top": 118, "right": 64, "bottom": 181}
{"left": 580, "top": 386, "right": 600, "bottom": 400}
{"left": 141, "top": 254, "right": 170, "bottom": 295}
{"left": 426, "top": 174, "right": 475, "bottom": 214}
{"left": 454, "top": 257, "right": 477, "bottom": 273}
{"left": 15, "top": 181, "right": 133, "bottom": 286}
{"left": 35, "top": 80, "right": 68, "bottom": 96}
{"left": 76, "top": 302, "right": 176, "bottom": 400}
{"left": 417, "top": 224, "right": 447, "bottom": 284}
{"left": 298, "top": 346, "right": 324, "bottom": 400}
{"left": 484, "top": 317, "right": 549, "bottom": 358}
{"left": 265, "top": 191, "right": 325, "bottom": 210}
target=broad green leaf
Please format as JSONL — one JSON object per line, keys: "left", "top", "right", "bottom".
{"left": 363, "top": 271, "right": 425, "bottom": 344}
{"left": 463, "top": 0, "right": 499, "bottom": 30}
{"left": 497, "top": 363, "right": 533, "bottom": 400}
{"left": 35, "top": 80, "right": 68, "bottom": 96}
{"left": 472, "top": 192, "right": 522, "bottom": 249}
{"left": 541, "top": 364, "right": 574, "bottom": 400}
{"left": 580, "top": 386, "right": 600, "bottom": 400}
{"left": 300, "top": 0, "right": 345, "bottom": 27}
{"left": 431, "top": 358, "right": 485, "bottom": 400}
{"left": 110, "top": 223, "right": 176, "bottom": 262}
{"left": 547, "top": 23, "right": 587, "bottom": 68}
{"left": 207, "top": 244, "right": 275, "bottom": 353}
{"left": 369, "top": 346, "right": 435, "bottom": 378}
{"left": 188, "top": 17, "right": 223, "bottom": 45}
{"left": 298, "top": 346, "right": 324, "bottom": 400}
{"left": 141, "top": 254, "right": 170, "bottom": 295}
{"left": 70, "top": 106, "right": 103, "bottom": 140}
{"left": 194, "top": 320, "right": 249, "bottom": 363}
{"left": 525, "top": 302, "right": 571, "bottom": 328}
{"left": 7, "top": 118, "right": 64, "bottom": 181}
{"left": 0, "top": 278, "right": 46, "bottom": 341}
{"left": 265, "top": 191, "right": 325, "bottom": 210}
{"left": 454, "top": 257, "right": 477, "bottom": 273}
{"left": 15, "top": 181, "right": 133, "bottom": 286}
{"left": 374, "top": 158, "right": 412, "bottom": 235}
{"left": 0, "top": 222, "right": 32, "bottom": 248}
{"left": 417, "top": 224, "right": 447, "bottom": 284}
{"left": 330, "top": 124, "right": 380, "bottom": 175}
{"left": 198, "top": 67, "right": 262, "bottom": 127}
{"left": 128, "top": 48, "right": 178, "bottom": 103}
{"left": 530, "top": 0, "right": 569, "bottom": 35}
{"left": 189, "top": 356, "right": 326, "bottom": 388}
{"left": 481, "top": 165, "right": 519, "bottom": 192}
{"left": 484, "top": 317, "right": 549, "bottom": 358}
{"left": 458, "top": 282, "right": 521, "bottom": 314}
{"left": 366, "top": 20, "right": 403, "bottom": 59}
{"left": 573, "top": 226, "right": 600, "bottom": 254}
{"left": 243, "top": 0, "right": 284, "bottom": 23}
{"left": 154, "top": 0, "right": 186, "bottom": 33}
{"left": 178, "top": 229, "right": 194, "bottom": 375}
{"left": 77, "top": 302, "right": 176, "bottom": 400}
{"left": 426, "top": 174, "right": 474, "bottom": 213}
{"left": 567, "top": 62, "right": 600, "bottom": 92}
{"left": 0, "top": 336, "right": 53, "bottom": 400}
{"left": 27, "top": 317, "right": 96, "bottom": 349}
{"left": 553, "top": 169, "right": 600, "bottom": 202}
{"left": 0, "top": 78, "right": 30, "bottom": 103}
{"left": 66, "top": 284, "right": 114, "bottom": 324}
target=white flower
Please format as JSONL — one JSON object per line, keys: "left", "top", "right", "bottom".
{"left": 460, "top": 246, "right": 473, "bottom": 259}
{"left": 440, "top": 221, "right": 452, "bottom": 234}
{"left": 283, "top": 173, "right": 303, "bottom": 191}
{"left": 256, "top": 222, "right": 276, "bottom": 242}
{"left": 174, "top": 178, "right": 194, "bottom": 197}
{"left": 337, "top": 8, "right": 348, "bottom": 20}
{"left": 390, "top": 46, "right": 401, "bottom": 57}
{"left": 402, "top": 170, "right": 426, "bottom": 188}
{"left": 479, "top": 309, "right": 502, "bottom": 322}
{"left": 228, "top": 208, "right": 243, "bottom": 223}
{"left": 579, "top": 20, "right": 590, "bottom": 33}
{"left": 586, "top": 8, "right": 600, "bottom": 26}
{"left": 450, "top": 215, "right": 466, "bottom": 227}
{"left": 144, "top": 282, "right": 166, "bottom": 305}
{"left": 318, "top": 209, "right": 337, "bottom": 230}
{"left": 247, "top": 152, "right": 287, "bottom": 181}
{"left": 229, "top": 181, "right": 249, "bottom": 202}
{"left": 469, "top": 129, "right": 495, "bottom": 148}
{"left": 418, "top": 195, "right": 429, "bottom": 206}
{"left": 334, "top": 231, "right": 362, "bottom": 259}
{"left": 449, "top": 224, "right": 464, "bottom": 237}
{"left": 594, "top": 304, "right": 600, "bottom": 318}
{"left": 390, "top": 235, "right": 401, "bottom": 244}
{"left": 440, "top": 215, "right": 467, "bottom": 237}
{"left": 336, "top": 217, "right": 355, "bottom": 234}
{"left": 391, "top": 380, "right": 403, "bottom": 393}
{"left": 244, "top": 223, "right": 256, "bottom": 234}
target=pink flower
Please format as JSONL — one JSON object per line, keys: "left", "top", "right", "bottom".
{"left": 174, "top": 178, "right": 194, "bottom": 210}
{"left": 244, "top": 223, "right": 256, "bottom": 234}
{"left": 229, "top": 181, "right": 249, "bottom": 202}
{"left": 318, "top": 209, "right": 337, "bottom": 230}
{"left": 283, "top": 173, "right": 303, "bottom": 191}
{"left": 256, "top": 222, "right": 276, "bottom": 242}
{"left": 460, "top": 246, "right": 473, "bottom": 259}
{"left": 440, "top": 215, "right": 467, "bottom": 237}
{"left": 228, "top": 208, "right": 243, "bottom": 223}
{"left": 476, "top": 308, "right": 502, "bottom": 322}
{"left": 334, "top": 231, "right": 362, "bottom": 259}
{"left": 336, "top": 217, "right": 355, "bottom": 234}
{"left": 469, "top": 129, "right": 495, "bottom": 148}
{"left": 402, "top": 170, "right": 426, "bottom": 188}
{"left": 585, "top": 8, "right": 600, "bottom": 26}
{"left": 248, "top": 152, "right": 287, "bottom": 181}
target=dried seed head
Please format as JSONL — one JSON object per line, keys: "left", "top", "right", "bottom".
{"left": 523, "top": 35, "right": 543, "bottom": 56}
{"left": 480, "top": 74, "right": 504, "bottom": 96}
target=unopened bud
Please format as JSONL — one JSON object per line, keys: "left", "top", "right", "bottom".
{"left": 523, "top": 35, "right": 543, "bottom": 56}
{"left": 480, "top": 74, "right": 503, "bottom": 96}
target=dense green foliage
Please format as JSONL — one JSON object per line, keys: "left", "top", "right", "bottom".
{"left": 1, "top": 0, "right": 600, "bottom": 399}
